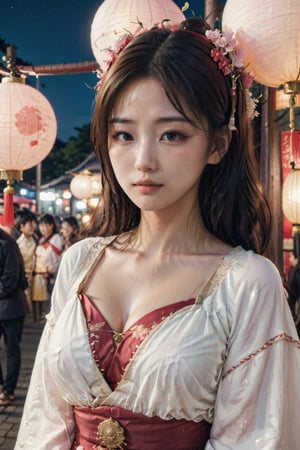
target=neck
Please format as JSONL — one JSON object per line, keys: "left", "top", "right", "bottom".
{"left": 41, "top": 233, "right": 53, "bottom": 244}
{"left": 123, "top": 209, "right": 220, "bottom": 257}
{"left": 23, "top": 234, "right": 32, "bottom": 240}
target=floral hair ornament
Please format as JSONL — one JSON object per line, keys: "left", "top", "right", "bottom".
{"left": 94, "top": 20, "right": 179, "bottom": 90}
{"left": 205, "top": 28, "right": 259, "bottom": 130}
{"left": 94, "top": 31, "right": 139, "bottom": 90}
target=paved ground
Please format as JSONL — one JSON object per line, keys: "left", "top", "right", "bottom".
{"left": 0, "top": 315, "right": 44, "bottom": 449}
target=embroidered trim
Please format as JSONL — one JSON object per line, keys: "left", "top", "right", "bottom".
{"left": 223, "top": 333, "right": 300, "bottom": 379}
{"left": 195, "top": 246, "right": 244, "bottom": 304}
{"left": 77, "top": 236, "right": 117, "bottom": 294}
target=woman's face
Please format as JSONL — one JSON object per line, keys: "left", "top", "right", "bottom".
{"left": 38, "top": 222, "right": 54, "bottom": 238}
{"left": 108, "top": 77, "right": 221, "bottom": 215}
{"left": 60, "top": 222, "right": 74, "bottom": 240}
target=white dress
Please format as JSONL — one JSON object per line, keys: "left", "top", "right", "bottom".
{"left": 15, "top": 237, "right": 300, "bottom": 450}
{"left": 32, "top": 233, "right": 64, "bottom": 302}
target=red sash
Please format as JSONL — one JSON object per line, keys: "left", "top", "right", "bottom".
{"left": 72, "top": 404, "right": 211, "bottom": 450}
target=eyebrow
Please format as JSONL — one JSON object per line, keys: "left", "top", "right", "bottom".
{"left": 108, "top": 116, "right": 189, "bottom": 125}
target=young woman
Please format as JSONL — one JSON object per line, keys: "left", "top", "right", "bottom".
{"left": 60, "top": 215, "right": 80, "bottom": 250}
{"left": 16, "top": 18, "right": 300, "bottom": 449}
{"left": 31, "top": 214, "right": 64, "bottom": 322}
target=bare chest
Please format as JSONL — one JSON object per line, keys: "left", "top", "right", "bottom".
{"left": 84, "top": 251, "right": 223, "bottom": 332}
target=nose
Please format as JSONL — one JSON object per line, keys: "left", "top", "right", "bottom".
{"left": 134, "top": 138, "right": 158, "bottom": 172}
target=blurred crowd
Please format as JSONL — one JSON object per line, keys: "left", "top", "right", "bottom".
{"left": 0, "top": 209, "right": 84, "bottom": 405}
{"left": 1, "top": 209, "right": 81, "bottom": 323}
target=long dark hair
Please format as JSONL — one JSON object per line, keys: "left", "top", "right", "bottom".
{"left": 91, "top": 18, "right": 271, "bottom": 254}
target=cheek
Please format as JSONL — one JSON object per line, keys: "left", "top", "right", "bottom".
{"left": 168, "top": 148, "right": 207, "bottom": 172}
{"left": 110, "top": 151, "right": 132, "bottom": 176}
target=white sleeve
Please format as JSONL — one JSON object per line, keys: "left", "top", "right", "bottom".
{"left": 14, "top": 324, "right": 75, "bottom": 450}
{"left": 205, "top": 255, "right": 300, "bottom": 449}
{"left": 15, "top": 238, "right": 98, "bottom": 449}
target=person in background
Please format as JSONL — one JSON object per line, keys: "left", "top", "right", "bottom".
{"left": 60, "top": 215, "right": 80, "bottom": 250}
{"left": 16, "top": 17, "right": 300, "bottom": 449}
{"left": 0, "top": 226, "right": 28, "bottom": 406}
{"left": 31, "top": 213, "right": 64, "bottom": 322}
{"left": 15, "top": 209, "right": 38, "bottom": 313}
{"left": 287, "top": 251, "right": 300, "bottom": 336}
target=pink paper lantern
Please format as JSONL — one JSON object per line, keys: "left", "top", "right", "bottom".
{"left": 90, "top": 0, "right": 185, "bottom": 70}
{"left": 222, "top": 0, "right": 300, "bottom": 88}
{"left": 0, "top": 80, "right": 57, "bottom": 170}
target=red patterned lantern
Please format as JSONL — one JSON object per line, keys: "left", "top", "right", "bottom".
{"left": 0, "top": 79, "right": 57, "bottom": 170}
{"left": 90, "top": 0, "right": 185, "bottom": 70}
{"left": 0, "top": 77, "right": 57, "bottom": 225}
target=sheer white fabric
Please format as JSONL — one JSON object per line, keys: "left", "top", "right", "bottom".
{"left": 15, "top": 237, "right": 300, "bottom": 449}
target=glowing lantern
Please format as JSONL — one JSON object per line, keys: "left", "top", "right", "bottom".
{"left": 0, "top": 80, "right": 57, "bottom": 170}
{"left": 90, "top": 0, "right": 185, "bottom": 70}
{"left": 0, "top": 73, "right": 57, "bottom": 225}
{"left": 91, "top": 172, "right": 102, "bottom": 196}
{"left": 283, "top": 169, "right": 300, "bottom": 224}
{"left": 70, "top": 170, "right": 93, "bottom": 200}
{"left": 222, "top": 0, "right": 300, "bottom": 88}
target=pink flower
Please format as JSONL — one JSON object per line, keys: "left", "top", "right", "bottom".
{"left": 241, "top": 71, "right": 254, "bottom": 88}
{"left": 222, "top": 30, "right": 237, "bottom": 51}
{"left": 218, "top": 60, "right": 231, "bottom": 75}
{"left": 215, "top": 36, "right": 228, "bottom": 49}
{"left": 205, "top": 29, "right": 221, "bottom": 43}
{"left": 211, "top": 48, "right": 222, "bottom": 62}
{"left": 210, "top": 49, "right": 231, "bottom": 76}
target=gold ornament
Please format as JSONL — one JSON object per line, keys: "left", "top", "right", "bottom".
{"left": 112, "top": 331, "right": 123, "bottom": 346}
{"left": 97, "top": 417, "right": 126, "bottom": 449}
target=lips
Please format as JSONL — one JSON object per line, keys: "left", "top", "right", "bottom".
{"left": 134, "top": 179, "right": 162, "bottom": 187}
{"left": 134, "top": 179, "right": 163, "bottom": 194}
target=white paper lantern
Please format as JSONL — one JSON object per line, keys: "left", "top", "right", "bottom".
{"left": 91, "top": 172, "right": 102, "bottom": 195}
{"left": 283, "top": 170, "right": 300, "bottom": 224}
{"left": 0, "top": 80, "right": 57, "bottom": 170}
{"left": 70, "top": 171, "right": 93, "bottom": 200}
{"left": 90, "top": 0, "right": 185, "bottom": 70}
{"left": 222, "top": 0, "right": 300, "bottom": 88}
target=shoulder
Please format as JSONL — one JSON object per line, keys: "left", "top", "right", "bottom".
{"left": 59, "top": 236, "right": 115, "bottom": 272}
{"left": 0, "top": 229, "right": 18, "bottom": 251}
{"left": 232, "top": 249, "right": 282, "bottom": 284}
{"left": 63, "top": 235, "right": 113, "bottom": 256}
{"left": 50, "top": 233, "right": 64, "bottom": 248}
{"left": 211, "top": 247, "right": 282, "bottom": 295}
{"left": 210, "top": 248, "right": 285, "bottom": 313}
{"left": 50, "top": 236, "right": 116, "bottom": 320}
{"left": 219, "top": 248, "right": 285, "bottom": 316}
